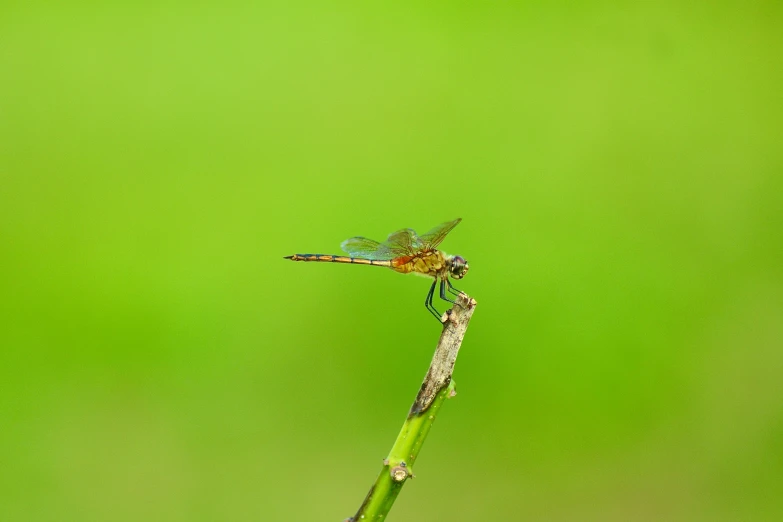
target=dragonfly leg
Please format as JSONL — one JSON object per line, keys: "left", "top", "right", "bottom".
{"left": 445, "top": 278, "right": 463, "bottom": 297}
{"left": 445, "top": 279, "right": 466, "bottom": 308}
{"left": 441, "top": 278, "right": 465, "bottom": 309}
{"left": 439, "top": 278, "right": 457, "bottom": 304}
{"left": 424, "top": 279, "right": 442, "bottom": 321}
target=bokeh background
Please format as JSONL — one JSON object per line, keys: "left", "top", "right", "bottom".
{"left": 2, "top": 2, "right": 781, "bottom": 521}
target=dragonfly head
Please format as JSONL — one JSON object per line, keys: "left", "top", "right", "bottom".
{"left": 448, "top": 255, "right": 469, "bottom": 280}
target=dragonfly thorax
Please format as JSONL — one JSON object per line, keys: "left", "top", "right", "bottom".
{"left": 447, "top": 255, "right": 469, "bottom": 280}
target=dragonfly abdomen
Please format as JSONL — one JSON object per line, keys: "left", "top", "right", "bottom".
{"left": 284, "top": 254, "right": 391, "bottom": 267}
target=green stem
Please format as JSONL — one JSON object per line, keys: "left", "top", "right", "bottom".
{"left": 352, "top": 380, "right": 456, "bottom": 520}
{"left": 350, "top": 293, "right": 476, "bottom": 521}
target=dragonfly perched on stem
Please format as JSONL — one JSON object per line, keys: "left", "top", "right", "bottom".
{"left": 284, "top": 218, "right": 469, "bottom": 321}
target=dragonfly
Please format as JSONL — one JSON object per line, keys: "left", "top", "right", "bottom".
{"left": 284, "top": 218, "right": 469, "bottom": 321}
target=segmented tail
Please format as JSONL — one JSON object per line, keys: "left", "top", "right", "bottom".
{"left": 284, "top": 254, "right": 391, "bottom": 267}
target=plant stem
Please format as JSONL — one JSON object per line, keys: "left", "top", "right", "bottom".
{"left": 349, "top": 293, "right": 477, "bottom": 521}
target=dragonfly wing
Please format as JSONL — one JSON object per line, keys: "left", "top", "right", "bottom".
{"left": 340, "top": 236, "right": 394, "bottom": 260}
{"left": 418, "top": 218, "right": 462, "bottom": 250}
{"left": 382, "top": 228, "right": 421, "bottom": 256}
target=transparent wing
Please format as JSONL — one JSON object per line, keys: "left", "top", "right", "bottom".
{"left": 340, "top": 222, "right": 452, "bottom": 260}
{"left": 381, "top": 228, "right": 422, "bottom": 256}
{"left": 417, "top": 218, "right": 462, "bottom": 250}
{"left": 340, "top": 237, "right": 394, "bottom": 260}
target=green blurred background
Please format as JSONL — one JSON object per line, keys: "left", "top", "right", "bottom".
{"left": 1, "top": 1, "right": 781, "bottom": 521}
